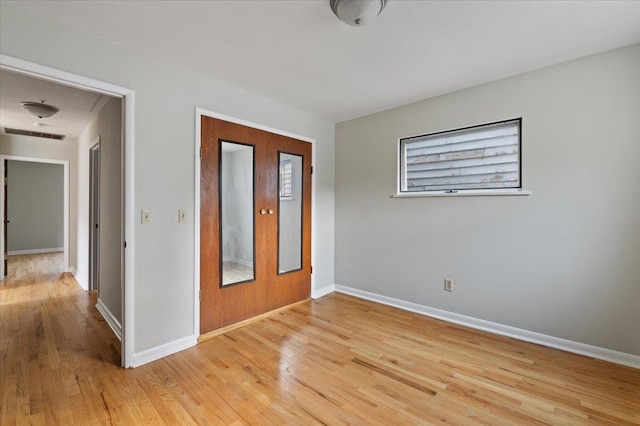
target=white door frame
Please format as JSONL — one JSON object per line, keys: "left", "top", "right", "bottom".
{"left": 1, "top": 156, "right": 69, "bottom": 271}
{"left": 0, "top": 54, "right": 136, "bottom": 368}
{"left": 193, "top": 107, "right": 316, "bottom": 337}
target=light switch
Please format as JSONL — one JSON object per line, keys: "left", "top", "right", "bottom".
{"left": 141, "top": 209, "right": 152, "bottom": 224}
{"left": 178, "top": 209, "right": 187, "bottom": 223}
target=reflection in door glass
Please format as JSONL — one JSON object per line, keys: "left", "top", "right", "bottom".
{"left": 220, "top": 141, "right": 255, "bottom": 286}
{"left": 278, "top": 152, "right": 303, "bottom": 274}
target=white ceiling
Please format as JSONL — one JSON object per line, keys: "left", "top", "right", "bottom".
{"left": 0, "top": 70, "right": 111, "bottom": 138}
{"left": 5, "top": 1, "right": 640, "bottom": 123}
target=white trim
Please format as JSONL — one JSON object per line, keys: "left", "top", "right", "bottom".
{"left": 391, "top": 189, "right": 532, "bottom": 198}
{"left": 73, "top": 271, "right": 89, "bottom": 291}
{"left": 195, "top": 109, "right": 315, "bottom": 143}
{"left": 194, "top": 110, "right": 202, "bottom": 338}
{"left": 194, "top": 107, "right": 317, "bottom": 339}
{"left": 0, "top": 54, "right": 133, "bottom": 97}
{"left": 335, "top": 284, "right": 640, "bottom": 369}
{"left": 1, "top": 156, "right": 69, "bottom": 277}
{"left": 96, "top": 298, "right": 122, "bottom": 341}
{"left": 123, "top": 91, "right": 135, "bottom": 368}
{"left": 1, "top": 54, "right": 136, "bottom": 369}
{"left": 132, "top": 335, "right": 198, "bottom": 368}
{"left": 8, "top": 247, "right": 64, "bottom": 255}
{"left": 311, "top": 284, "right": 335, "bottom": 299}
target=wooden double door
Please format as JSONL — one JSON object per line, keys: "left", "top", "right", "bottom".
{"left": 200, "top": 116, "right": 312, "bottom": 334}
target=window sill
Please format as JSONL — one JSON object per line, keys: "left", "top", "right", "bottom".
{"left": 391, "top": 189, "right": 532, "bottom": 198}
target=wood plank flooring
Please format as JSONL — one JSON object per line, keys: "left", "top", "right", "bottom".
{"left": 1, "top": 253, "right": 639, "bottom": 425}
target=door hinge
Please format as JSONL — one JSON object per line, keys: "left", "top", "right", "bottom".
{"left": 311, "top": 166, "right": 314, "bottom": 175}
{"left": 200, "top": 147, "right": 203, "bottom": 159}
{"left": 311, "top": 266, "right": 313, "bottom": 274}
{"left": 199, "top": 290, "right": 202, "bottom": 301}
{"left": 124, "top": 241, "right": 127, "bottom": 248}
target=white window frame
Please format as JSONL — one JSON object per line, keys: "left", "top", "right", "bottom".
{"left": 394, "top": 118, "right": 531, "bottom": 198}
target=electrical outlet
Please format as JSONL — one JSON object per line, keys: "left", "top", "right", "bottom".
{"left": 141, "top": 209, "right": 152, "bottom": 224}
{"left": 444, "top": 278, "right": 453, "bottom": 292}
{"left": 178, "top": 209, "right": 187, "bottom": 223}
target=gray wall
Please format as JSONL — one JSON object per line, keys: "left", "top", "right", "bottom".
{"left": 336, "top": 44, "right": 640, "bottom": 356}
{"left": 0, "top": 134, "right": 77, "bottom": 268}
{"left": 7, "top": 160, "right": 64, "bottom": 252}
{"left": 1, "top": 4, "right": 335, "bottom": 355}
{"left": 77, "top": 97, "right": 122, "bottom": 323}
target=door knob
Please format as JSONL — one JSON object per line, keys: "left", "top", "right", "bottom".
{"left": 268, "top": 209, "right": 274, "bottom": 214}
{"left": 260, "top": 209, "right": 266, "bottom": 215}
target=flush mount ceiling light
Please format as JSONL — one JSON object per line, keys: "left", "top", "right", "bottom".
{"left": 21, "top": 100, "right": 59, "bottom": 119}
{"left": 330, "top": 0, "right": 388, "bottom": 27}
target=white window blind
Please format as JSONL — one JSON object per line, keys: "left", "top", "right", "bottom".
{"left": 400, "top": 119, "right": 521, "bottom": 193}
{"left": 279, "top": 159, "right": 293, "bottom": 199}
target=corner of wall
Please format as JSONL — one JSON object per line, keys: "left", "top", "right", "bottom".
{"left": 311, "top": 284, "right": 335, "bottom": 299}
{"left": 131, "top": 335, "right": 197, "bottom": 368}
{"left": 96, "top": 298, "right": 122, "bottom": 341}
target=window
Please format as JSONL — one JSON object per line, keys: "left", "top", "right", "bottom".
{"left": 399, "top": 118, "right": 522, "bottom": 194}
{"left": 279, "top": 159, "right": 293, "bottom": 199}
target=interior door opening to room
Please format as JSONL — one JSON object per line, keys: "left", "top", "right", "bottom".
{"left": 0, "top": 54, "right": 135, "bottom": 368}
{"left": 199, "top": 116, "right": 312, "bottom": 334}
{"left": 89, "top": 141, "right": 101, "bottom": 291}
{"left": 0, "top": 156, "right": 69, "bottom": 277}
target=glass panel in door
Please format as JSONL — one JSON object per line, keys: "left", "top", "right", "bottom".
{"left": 220, "top": 141, "right": 255, "bottom": 286}
{"left": 278, "top": 152, "right": 303, "bottom": 274}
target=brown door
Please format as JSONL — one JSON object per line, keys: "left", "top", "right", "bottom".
{"left": 200, "top": 116, "right": 312, "bottom": 333}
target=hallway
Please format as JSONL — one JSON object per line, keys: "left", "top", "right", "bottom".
{"left": 0, "top": 253, "right": 120, "bottom": 424}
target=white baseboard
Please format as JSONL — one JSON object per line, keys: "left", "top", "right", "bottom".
{"left": 222, "top": 257, "right": 253, "bottom": 268}
{"left": 312, "top": 284, "right": 335, "bottom": 299}
{"left": 96, "top": 299, "right": 122, "bottom": 341}
{"left": 334, "top": 284, "right": 640, "bottom": 369}
{"left": 72, "top": 271, "right": 88, "bottom": 291}
{"left": 7, "top": 247, "right": 64, "bottom": 255}
{"left": 132, "top": 335, "right": 197, "bottom": 368}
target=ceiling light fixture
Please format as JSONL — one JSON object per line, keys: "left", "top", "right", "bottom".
{"left": 21, "top": 100, "right": 59, "bottom": 119}
{"left": 330, "top": 0, "right": 388, "bottom": 27}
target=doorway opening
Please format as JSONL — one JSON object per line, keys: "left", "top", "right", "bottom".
{"left": 1, "top": 156, "right": 69, "bottom": 277}
{"left": 0, "top": 54, "right": 135, "bottom": 367}
{"left": 89, "top": 140, "right": 101, "bottom": 292}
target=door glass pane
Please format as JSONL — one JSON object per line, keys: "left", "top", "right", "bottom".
{"left": 278, "top": 152, "right": 303, "bottom": 274}
{"left": 220, "top": 141, "right": 254, "bottom": 286}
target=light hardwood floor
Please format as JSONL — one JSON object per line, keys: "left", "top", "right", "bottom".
{"left": 222, "top": 261, "right": 254, "bottom": 286}
{"left": 1, "top": 253, "right": 639, "bottom": 425}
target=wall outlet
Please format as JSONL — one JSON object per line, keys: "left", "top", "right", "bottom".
{"left": 444, "top": 278, "right": 453, "bottom": 292}
{"left": 141, "top": 209, "right": 152, "bottom": 224}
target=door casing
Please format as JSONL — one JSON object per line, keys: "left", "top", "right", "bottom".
{"left": 194, "top": 108, "right": 316, "bottom": 338}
